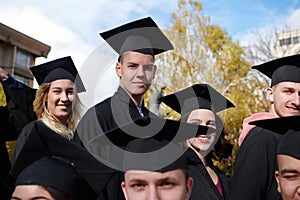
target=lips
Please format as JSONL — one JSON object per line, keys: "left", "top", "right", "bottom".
{"left": 196, "top": 135, "right": 211, "bottom": 143}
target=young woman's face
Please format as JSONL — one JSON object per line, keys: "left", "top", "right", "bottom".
{"left": 185, "top": 109, "right": 218, "bottom": 154}
{"left": 46, "top": 79, "right": 75, "bottom": 124}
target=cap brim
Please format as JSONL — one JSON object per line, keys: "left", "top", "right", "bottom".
{"left": 100, "top": 17, "right": 174, "bottom": 55}
{"left": 249, "top": 115, "right": 300, "bottom": 134}
{"left": 159, "top": 84, "right": 235, "bottom": 114}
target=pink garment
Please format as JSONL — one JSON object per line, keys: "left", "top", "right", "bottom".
{"left": 215, "top": 177, "right": 223, "bottom": 196}
{"left": 238, "top": 112, "right": 277, "bottom": 146}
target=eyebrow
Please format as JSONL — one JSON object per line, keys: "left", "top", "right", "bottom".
{"left": 11, "top": 197, "right": 50, "bottom": 200}
{"left": 280, "top": 169, "right": 300, "bottom": 175}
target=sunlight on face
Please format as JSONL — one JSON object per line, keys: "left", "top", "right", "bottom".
{"left": 121, "top": 169, "right": 193, "bottom": 200}
{"left": 46, "top": 79, "right": 76, "bottom": 124}
{"left": 275, "top": 155, "right": 300, "bottom": 200}
{"left": 116, "top": 51, "right": 156, "bottom": 97}
{"left": 185, "top": 109, "right": 218, "bottom": 155}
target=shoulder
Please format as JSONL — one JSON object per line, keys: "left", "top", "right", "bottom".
{"left": 243, "top": 127, "right": 280, "bottom": 146}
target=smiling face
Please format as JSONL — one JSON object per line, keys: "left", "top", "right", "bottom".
{"left": 267, "top": 82, "right": 300, "bottom": 117}
{"left": 275, "top": 154, "right": 300, "bottom": 200}
{"left": 121, "top": 169, "right": 193, "bottom": 200}
{"left": 46, "top": 79, "right": 75, "bottom": 125}
{"left": 185, "top": 109, "right": 218, "bottom": 155}
{"left": 116, "top": 51, "right": 156, "bottom": 100}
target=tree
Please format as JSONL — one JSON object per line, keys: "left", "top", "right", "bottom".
{"left": 145, "top": 0, "right": 269, "bottom": 176}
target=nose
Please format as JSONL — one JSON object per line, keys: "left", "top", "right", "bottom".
{"left": 136, "top": 65, "right": 145, "bottom": 77}
{"left": 292, "top": 92, "right": 300, "bottom": 107}
{"left": 60, "top": 92, "right": 70, "bottom": 102}
{"left": 147, "top": 186, "right": 160, "bottom": 200}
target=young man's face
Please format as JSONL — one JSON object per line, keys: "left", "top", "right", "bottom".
{"left": 267, "top": 82, "right": 300, "bottom": 117}
{"left": 116, "top": 51, "right": 156, "bottom": 97}
{"left": 121, "top": 169, "right": 193, "bottom": 200}
{"left": 275, "top": 154, "right": 300, "bottom": 200}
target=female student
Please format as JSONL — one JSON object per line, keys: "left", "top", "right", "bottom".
{"left": 159, "top": 83, "right": 234, "bottom": 200}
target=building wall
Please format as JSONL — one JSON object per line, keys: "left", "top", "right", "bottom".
{"left": 274, "top": 30, "right": 300, "bottom": 58}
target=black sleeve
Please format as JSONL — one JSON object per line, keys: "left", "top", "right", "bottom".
{"left": 229, "top": 127, "right": 280, "bottom": 200}
{"left": 3, "top": 83, "right": 37, "bottom": 138}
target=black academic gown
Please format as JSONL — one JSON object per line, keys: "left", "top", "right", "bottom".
{"left": 76, "top": 86, "right": 157, "bottom": 200}
{"left": 186, "top": 148, "right": 230, "bottom": 200}
{"left": 12, "top": 121, "right": 82, "bottom": 164}
{"left": 0, "top": 82, "right": 36, "bottom": 200}
{"left": 229, "top": 127, "right": 282, "bottom": 200}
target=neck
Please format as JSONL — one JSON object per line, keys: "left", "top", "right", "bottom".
{"left": 131, "top": 94, "right": 143, "bottom": 107}
{"left": 191, "top": 147, "right": 207, "bottom": 165}
{"left": 269, "top": 104, "right": 280, "bottom": 117}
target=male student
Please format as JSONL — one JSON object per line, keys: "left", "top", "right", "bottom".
{"left": 230, "top": 55, "right": 300, "bottom": 200}
{"left": 250, "top": 115, "right": 300, "bottom": 200}
{"left": 76, "top": 17, "right": 173, "bottom": 200}
{"left": 121, "top": 138, "right": 193, "bottom": 200}
{"left": 76, "top": 16, "right": 173, "bottom": 149}
{"left": 91, "top": 116, "right": 214, "bottom": 200}
{"left": 97, "top": 117, "right": 212, "bottom": 200}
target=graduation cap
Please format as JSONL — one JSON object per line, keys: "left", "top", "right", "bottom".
{"left": 10, "top": 121, "right": 115, "bottom": 198}
{"left": 15, "top": 156, "right": 97, "bottom": 200}
{"left": 30, "top": 56, "right": 86, "bottom": 93}
{"left": 90, "top": 117, "right": 215, "bottom": 172}
{"left": 252, "top": 54, "right": 300, "bottom": 87}
{"left": 159, "top": 84, "right": 235, "bottom": 116}
{"left": 100, "top": 17, "right": 174, "bottom": 57}
{"left": 249, "top": 115, "right": 300, "bottom": 159}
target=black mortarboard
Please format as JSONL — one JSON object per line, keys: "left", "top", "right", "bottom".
{"left": 15, "top": 156, "right": 96, "bottom": 200}
{"left": 100, "top": 17, "right": 173, "bottom": 56}
{"left": 159, "top": 84, "right": 235, "bottom": 115}
{"left": 252, "top": 54, "right": 300, "bottom": 87}
{"left": 30, "top": 56, "right": 86, "bottom": 93}
{"left": 249, "top": 115, "right": 300, "bottom": 159}
{"left": 10, "top": 122, "right": 115, "bottom": 198}
{"left": 89, "top": 117, "right": 214, "bottom": 172}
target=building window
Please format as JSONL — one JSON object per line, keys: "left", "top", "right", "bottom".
{"left": 15, "top": 49, "right": 31, "bottom": 70}
{"left": 14, "top": 74, "right": 30, "bottom": 86}
{"left": 293, "top": 36, "right": 300, "bottom": 44}
{"left": 279, "top": 37, "right": 292, "bottom": 46}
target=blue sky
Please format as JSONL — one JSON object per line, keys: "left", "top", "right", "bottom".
{"left": 2, "top": 0, "right": 300, "bottom": 64}
{"left": 1, "top": 0, "right": 300, "bottom": 106}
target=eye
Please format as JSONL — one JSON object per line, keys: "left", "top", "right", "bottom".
{"left": 159, "top": 180, "right": 176, "bottom": 189}
{"left": 283, "top": 88, "right": 294, "bottom": 94}
{"left": 67, "top": 90, "right": 74, "bottom": 95}
{"left": 128, "top": 64, "right": 138, "bottom": 69}
{"left": 130, "top": 183, "right": 146, "bottom": 191}
{"left": 282, "top": 173, "right": 300, "bottom": 180}
{"left": 143, "top": 64, "right": 155, "bottom": 71}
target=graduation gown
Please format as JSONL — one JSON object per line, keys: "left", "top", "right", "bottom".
{"left": 12, "top": 121, "right": 82, "bottom": 164}
{"left": 0, "top": 81, "right": 36, "bottom": 200}
{"left": 230, "top": 127, "right": 282, "bottom": 200}
{"left": 186, "top": 148, "right": 230, "bottom": 200}
{"left": 76, "top": 86, "right": 157, "bottom": 200}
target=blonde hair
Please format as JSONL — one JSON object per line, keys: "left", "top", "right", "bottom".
{"left": 33, "top": 82, "right": 84, "bottom": 140}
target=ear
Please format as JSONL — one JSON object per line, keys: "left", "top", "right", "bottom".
{"left": 121, "top": 181, "right": 128, "bottom": 200}
{"left": 116, "top": 62, "right": 122, "bottom": 78}
{"left": 266, "top": 87, "right": 275, "bottom": 103}
{"left": 185, "top": 177, "right": 194, "bottom": 200}
{"left": 275, "top": 170, "right": 281, "bottom": 193}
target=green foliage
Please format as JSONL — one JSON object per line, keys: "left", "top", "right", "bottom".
{"left": 146, "top": 0, "right": 270, "bottom": 176}
{"left": 0, "top": 83, "right": 7, "bottom": 106}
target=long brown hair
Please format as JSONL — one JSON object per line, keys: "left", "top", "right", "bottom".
{"left": 33, "top": 82, "right": 83, "bottom": 139}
